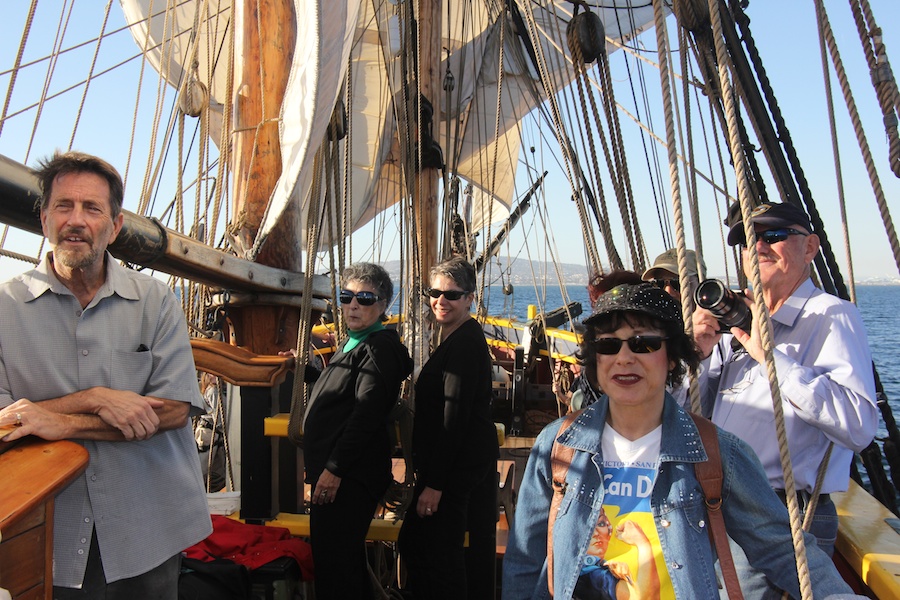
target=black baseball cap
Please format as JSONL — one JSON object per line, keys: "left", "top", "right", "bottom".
{"left": 726, "top": 202, "right": 813, "bottom": 246}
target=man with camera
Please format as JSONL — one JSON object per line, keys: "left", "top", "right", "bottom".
{"left": 692, "top": 201, "right": 877, "bottom": 597}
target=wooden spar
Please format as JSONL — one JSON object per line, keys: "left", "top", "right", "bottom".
{"left": 415, "top": 0, "right": 442, "bottom": 278}
{"left": 229, "top": 0, "right": 307, "bottom": 355}
{"left": 0, "top": 153, "right": 330, "bottom": 301}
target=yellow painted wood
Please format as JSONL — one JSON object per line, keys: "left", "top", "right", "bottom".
{"left": 262, "top": 512, "right": 470, "bottom": 546}
{"left": 264, "top": 413, "right": 291, "bottom": 437}
{"left": 267, "top": 512, "right": 404, "bottom": 541}
{"left": 834, "top": 479, "right": 900, "bottom": 599}
{"left": 264, "top": 413, "right": 506, "bottom": 446}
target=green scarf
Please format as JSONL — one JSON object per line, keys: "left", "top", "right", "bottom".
{"left": 343, "top": 321, "right": 385, "bottom": 352}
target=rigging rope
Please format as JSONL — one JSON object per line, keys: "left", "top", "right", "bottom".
{"left": 650, "top": 0, "right": 696, "bottom": 372}
{"left": 598, "top": 46, "right": 648, "bottom": 270}
{"left": 729, "top": 1, "right": 844, "bottom": 297}
{"left": 288, "top": 149, "right": 326, "bottom": 446}
{"left": 569, "top": 36, "right": 613, "bottom": 274}
{"left": 813, "top": 0, "right": 857, "bottom": 304}
{"left": 813, "top": 0, "right": 900, "bottom": 278}
{"left": 705, "top": 0, "right": 814, "bottom": 595}
{"left": 68, "top": 2, "right": 112, "bottom": 150}
{"left": 678, "top": 27, "right": 706, "bottom": 286}
{"left": 849, "top": 0, "right": 900, "bottom": 178}
{"left": 0, "top": 0, "right": 37, "bottom": 140}
{"left": 209, "top": 4, "right": 236, "bottom": 249}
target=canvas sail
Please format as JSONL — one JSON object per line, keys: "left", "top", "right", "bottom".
{"left": 119, "top": 0, "right": 659, "bottom": 255}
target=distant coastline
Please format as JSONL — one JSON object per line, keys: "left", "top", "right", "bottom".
{"left": 382, "top": 259, "right": 900, "bottom": 286}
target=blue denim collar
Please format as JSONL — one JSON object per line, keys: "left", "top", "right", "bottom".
{"left": 556, "top": 394, "right": 709, "bottom": 464}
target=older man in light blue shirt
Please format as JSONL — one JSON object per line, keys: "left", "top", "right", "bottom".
{"left": 693, "top": 201, "right": 877, "bottom": 599}
{"left": 0, "top": 152, "right": 210, "bottom": 598}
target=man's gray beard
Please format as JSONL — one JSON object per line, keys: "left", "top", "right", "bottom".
{"left": 55, "top": 246, "right": 100, "bottom": 271}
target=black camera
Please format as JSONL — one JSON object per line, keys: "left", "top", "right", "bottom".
{"left": 694, "top": 279, "right": 751, "bottom": 332}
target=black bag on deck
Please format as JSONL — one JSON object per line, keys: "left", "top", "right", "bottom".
{"left": 179, "top": 556, "right": 252, "bottom": 600}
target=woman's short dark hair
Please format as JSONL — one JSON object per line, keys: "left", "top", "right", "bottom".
{"left": 579, "top": 311, "right": 701, "bottom": 390}
{"left": 35, "top": 151, "right": 125, "bottom": 218}
{"left": 430, "top": 256, "right": 476, "bottom": 292}
{"left": 341, "top": 262, "right": 393, "bottom": 321}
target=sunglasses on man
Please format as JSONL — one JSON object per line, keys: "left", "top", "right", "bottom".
{"left": 649, "top": 278, "right": 680, "bottom": 292}
{"left": 740, "top": 228, "right": 808, "bottom": 247}
{"left": 590, "top": 335, "right": 668, "bottom": 355}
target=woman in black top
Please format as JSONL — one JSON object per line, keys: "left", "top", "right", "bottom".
{"left": 302, "top": 263, "right": 412, "bottom": 600}
{"left": 398, "top": 256, "right": 499, "bottom": 599}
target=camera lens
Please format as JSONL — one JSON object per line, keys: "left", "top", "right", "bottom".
{"left": 694, "top": 280, "right": 751, "bottom": 332}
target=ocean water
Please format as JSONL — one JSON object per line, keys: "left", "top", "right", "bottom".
{"left": 482, "top": 283, "right": 900, "bottom": 439}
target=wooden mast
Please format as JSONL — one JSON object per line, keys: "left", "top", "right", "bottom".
{"left": 415, "top": 0, "right": 442, "bottom": 279}
{"left": 221, "top": 0, "right": 308, "bottom": 522}
{"left": 229, "top": 0, "right": 303, "bottom": 355}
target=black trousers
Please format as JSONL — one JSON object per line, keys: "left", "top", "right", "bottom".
{"left": 398, "top": 465, "right": 497, "bottom": 600}
{"left": 53, "top": 529, "right": 181, "bottom": 600}
{"left": 309, "top": 477, "right": 381, "bottom": 600}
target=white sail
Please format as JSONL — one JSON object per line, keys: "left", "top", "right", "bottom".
{"left": 118, "top": 0, "right": 659, "bottom": 253}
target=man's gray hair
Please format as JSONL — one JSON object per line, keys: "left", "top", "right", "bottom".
{"left": 35, "top": 151, "right": 125, "bottom": 218}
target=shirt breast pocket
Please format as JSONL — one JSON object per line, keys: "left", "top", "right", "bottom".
{"left": 655, "top": 484, "right": 708, "bottom": 535}
{"left": 111, "top": 350, "right": 154, "bottom": 394}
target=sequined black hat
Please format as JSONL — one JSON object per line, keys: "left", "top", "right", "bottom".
{"left": 584, "top": 283, "right": 683, "bottom": 328}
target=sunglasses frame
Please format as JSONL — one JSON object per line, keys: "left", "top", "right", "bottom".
{"left": 650, "top": 278, "right": 680, "bottom": 292}
{"left": 591, "top": 335, "right": 669, "bottom": 355}
{"left": 423, "top": 288, "right": 471, "bottom": 300}
{"left": 741, "top": 227, "right": 808, "bottom": 247}
{"left": 338, "top": 290, "right": 382, "bottom": 306}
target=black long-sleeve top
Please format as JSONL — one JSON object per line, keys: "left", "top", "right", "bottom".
{"left": 303, "top": 329, "right": 413, "bottom": 495}
{"left": 412, "top": 317, "right": 499, "bottom": 491}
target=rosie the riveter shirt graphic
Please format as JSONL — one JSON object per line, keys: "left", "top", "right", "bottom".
{"left": 573, "top": 425, "right": 674, "bottom": 600}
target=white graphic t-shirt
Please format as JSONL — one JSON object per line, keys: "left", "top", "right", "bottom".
{"left": 574, "top": 425, "right": 673, "bottom": 600}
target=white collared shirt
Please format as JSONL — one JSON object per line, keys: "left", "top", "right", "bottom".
{"left": 698, "top": 279, "right": 877, "bottom": 493}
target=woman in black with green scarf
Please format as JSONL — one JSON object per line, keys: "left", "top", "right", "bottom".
{"left": 302, "top": 262, "right": 412, "bottom": 600}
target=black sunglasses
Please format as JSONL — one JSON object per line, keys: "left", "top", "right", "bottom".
{"left": 650, "top": 278, "right": 680, "bottom": 292}
{"left": 423, "top": 288, "right": 471, "bottom": 300}
{"left": 742, "top": 228, "right": 808, "bottom": 246}
{"left": 338, "top": 290, "right": 382, "bottom": 306}
{"left": 591, "top": 335, "right": 669, "bottom": 355}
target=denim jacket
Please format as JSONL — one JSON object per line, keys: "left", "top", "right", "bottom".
{"left": 502, "top": 395, "right": 853, "bottom": 599}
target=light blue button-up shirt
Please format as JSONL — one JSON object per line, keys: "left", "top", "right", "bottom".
{"left": 698, "top": 279, "right": 878, "bottom": 493}
{"left": 0, "top": 253, "right": 211, "bottom": 587}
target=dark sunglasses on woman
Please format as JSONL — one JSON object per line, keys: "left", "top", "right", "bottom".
{"left": 591, "top": 335, "right": 668, "bottom": 355}
{"left": 339, "top": 290, "right": 382, "bottom": 306}
{"left": 423, "top": 288, "right": 470, "bottom": 300}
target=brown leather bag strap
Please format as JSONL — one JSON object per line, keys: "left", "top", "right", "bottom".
{"left": 546, "top": 409, "right": 581, "bottom": 597}
{"left": 689, "top": 412, "right": 744, "bottom": 600}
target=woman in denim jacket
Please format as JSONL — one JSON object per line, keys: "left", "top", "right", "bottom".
{"left": 503, "top": 283, "right": 855, "bottom": 599}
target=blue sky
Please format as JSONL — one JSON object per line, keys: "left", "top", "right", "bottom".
{"left": 518, "top": 0, "right": 900, "bottom": 282}
{"left": 0, "top": 1, "right": 898, "bottom": 284}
